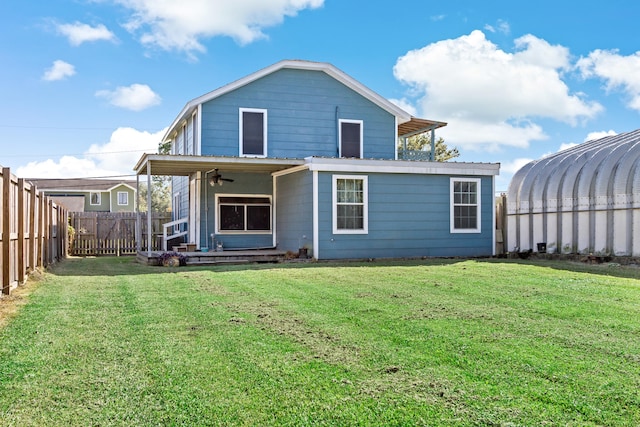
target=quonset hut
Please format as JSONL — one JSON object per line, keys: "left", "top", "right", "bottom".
{"left": 507, "top": 129, "right": 640, "bottom": 256}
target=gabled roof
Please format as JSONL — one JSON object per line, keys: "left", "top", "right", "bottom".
{"left": 25, "top": 178, "right": 137, "bottom": 192}
{"left": 163, "top": 59, "right": 446, "bottom": 141}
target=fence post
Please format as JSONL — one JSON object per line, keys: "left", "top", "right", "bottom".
{"left": 17, "top": 179, "right": 25, "bottom": 284}
{"left": 29, "top": 184, "right": 36, "bottom": 272}
{"left": 2, "top": 167, "right": 11, "bottom": 295}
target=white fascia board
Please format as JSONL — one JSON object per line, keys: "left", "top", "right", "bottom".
{"left": 304, "top": 157, "right": 500, "bottom": 176}
{"left": 107, "top": 183, "right": 137, "bottom": 192}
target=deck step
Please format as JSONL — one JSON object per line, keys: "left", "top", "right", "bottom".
{"left": 186, "top": 259, "right": 250, "bottom": 265}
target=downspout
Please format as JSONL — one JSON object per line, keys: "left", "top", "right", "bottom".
{"left": 335, "top": 106, "right": 340, "bottom": 156}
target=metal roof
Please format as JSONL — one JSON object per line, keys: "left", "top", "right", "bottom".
{"left": 508, "top": 128, "right": 640, "bottom": 214}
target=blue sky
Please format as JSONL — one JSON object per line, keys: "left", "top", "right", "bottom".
{"left": 2, "top": 0, "right": 640, "bottom": 191}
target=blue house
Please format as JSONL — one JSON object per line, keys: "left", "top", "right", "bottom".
{"left": 135, "top": 60, "right": 499, "bottom": 259}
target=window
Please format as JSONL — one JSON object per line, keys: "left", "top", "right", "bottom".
{"left": 217, "top": 195, "right": 271, "bottom": 233}
{"left": 240, "top": 108, "right": 267, "bottom": 157}
{"left": 339, "top": 119, "right": 363, "bottom": 158}
{"left": 90, "top": 192, "right": 101, "bottom": 205}
{"left": 450, "top": 178, "right": 481, "bottom": 233}
{"left": 117, "top": 192, "right": 128, "bottom": 206}
{"left": 333, "top": 175, "right": 368, "bottom": 234}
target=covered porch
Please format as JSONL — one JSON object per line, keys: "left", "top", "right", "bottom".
{"left": 133, "top": 154, "right": 305, "bottom": 259}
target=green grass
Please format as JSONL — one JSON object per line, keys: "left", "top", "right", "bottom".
{"left": 1, "top": 257, "right": 639, "bottom": 426}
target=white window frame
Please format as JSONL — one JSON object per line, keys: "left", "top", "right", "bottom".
{"left": 173, "top": 192, "right": 181, "bottom": 233}
{"left": 89, "top": 192, "right": 101, "bottom": 206}
{"left": 332, "top": 175, "right": 368, "bottom": 234}
{"left": 215, "top": 193, "right": 272, "bottom": 235}
{"left": 239, "top": 108, "right": 267, "bottom": 158}
{"left": 338, "top": 119, "right": 363, "bottom": 159}
{"left": 450, "top": 177, "right": 481, "bottom": 234}
{"left": 117, "top": 191, "right": 129, "bottom": 206}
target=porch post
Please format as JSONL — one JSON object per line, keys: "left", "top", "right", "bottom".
{"left": 146, "top": 160, "right": 152, "bottom": 257}
{"left": 430, "top": 128, "right": 436, "bottom": 161}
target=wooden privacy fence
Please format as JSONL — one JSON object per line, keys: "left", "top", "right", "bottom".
{"left": 1, "top": 166, "right": 68, "bottom": 296}
{"left": 69, "top": 212, "right": 171, "bottom": 256}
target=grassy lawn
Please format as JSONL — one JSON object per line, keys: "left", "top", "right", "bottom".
{"left": 1, "top": 257, "right": 639, "bottom": 426}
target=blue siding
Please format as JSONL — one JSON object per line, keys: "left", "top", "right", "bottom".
{"left": 199, "top": 172, "right": 274, "bottom": 250}
{"left": 275, "top": 171, "right": 314, "bottom": 254}
{"left": 317, "top": 173, "right": 494, "bottom": 259}
{"left": 200, "top": 68, "right": 397, "bottom": 160}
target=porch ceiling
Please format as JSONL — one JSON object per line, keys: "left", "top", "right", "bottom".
{"left": 134, "top": 154, "right": 306, "bottom": 177}
{"left": 398, "top": 118, "right": 447, "bottom": 138}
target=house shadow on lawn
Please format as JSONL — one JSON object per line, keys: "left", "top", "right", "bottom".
{"left": 476, "top": 255, "right": 640, "bottom": 281}
{"left": 48, "top": 254, "right": 640, "bottom": 281}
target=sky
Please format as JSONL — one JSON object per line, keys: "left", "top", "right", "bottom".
{"left": 2, "top": 0, "right": 640, "bottom": 192}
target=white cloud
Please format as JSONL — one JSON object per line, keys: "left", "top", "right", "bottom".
{"left": 577, "top": 49, "right": 640, "bottom": 112}
{"left": 96, "top": 84, "right": 161, "bottom": 111}
{"left": 114, "top": 0, "right": 324, "bottom": 55}
{"left": 484, "top": 19, "right": 510, "bottom": 35}
{"left": 501, "top": 157, "right": 534, "bottom": 174}
{"left": 389, "top": 98, "right": 418, "bottom": 116}
{"left": 558, "top": 142, "right": 578, "bottom": 151}
{"left": 393, "top": 30, "right": 603, "bottom": 151}
{"left": 42, "top": 60, "right": 76, "bottom": 81}
{"left": 584, "top": 129, "right": 617, "bottom": 141}
{"left": 57, "top": 22, "right": 116, "bottom": 46}
{"left": 16, "top": 127, "right": 167, "bottom": 178}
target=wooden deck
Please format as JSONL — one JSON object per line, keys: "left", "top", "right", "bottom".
{"left": 137, "top": 249, "right": 290, "bottom": 266}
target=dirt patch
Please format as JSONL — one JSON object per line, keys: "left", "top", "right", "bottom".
{"left": 0, "top": 276, "right": 42, "bottom": 330}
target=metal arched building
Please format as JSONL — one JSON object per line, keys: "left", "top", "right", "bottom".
{"left": 507, "top": 129, "right": 640, "bottom": 256}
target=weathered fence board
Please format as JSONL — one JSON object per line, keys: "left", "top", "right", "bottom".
{"left": 69, "top": 212, "right": 170, "bottom": 256}
{"left": 1, "top": 166, "right": 67, "bottom": 295}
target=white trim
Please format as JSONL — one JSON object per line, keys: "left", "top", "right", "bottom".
{"left": 450, "top": 177, "right": 482, "bottom": 234}
{"left": 239, "top": 108, "right": 268, "bottom": 158}
{"left": 214, "top": 193, "right": 273, "bottom": 235}
{"left": 492, "top": 176, "right": 496, "bottom": 256}
{"left": 332, "top": 174, "right": 368, "bottom": 235}
{"left": 271, "top": 164, "right": 309, "bottom": 178}
{"left": 272, "top": 175, "right": 277, "bottom": 248}
{"left": 195, "top": 105, "right": 202, "bottom": 155}
{"left": 312, "top": 171, "right": 319, "bottom": 259}
{"left": 305, "top": 157, "right": 500, "bottom": 177}
{"left": 117, "top": 191, "right": 129, "bottom": 206}
{"left": 338, "top": 119, "right": 363, "bottom": 159}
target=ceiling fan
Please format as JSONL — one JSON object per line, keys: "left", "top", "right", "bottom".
{"left": 208, "top": 168, "right": 234, "bottom": 186}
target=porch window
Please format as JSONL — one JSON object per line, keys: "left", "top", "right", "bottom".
{"left": 333, "top": 175, "right": 368, "bottom": 234}
{"left": 217, "top": 195, "right": 271, "bottom": 233}
{"left": 117, "top": 192, "right": 128, "bottom": 205}
{"left": 450, "top": 178, "right": 481, "bottom": 233}
{"left": 240, "top": 108, "right": 267, "bottom": 157}
{"left": 90, "top": 192, "right": 101, "bottom": 205}
{"left": 339, "top": 119, "right": 363, "bottom": 158}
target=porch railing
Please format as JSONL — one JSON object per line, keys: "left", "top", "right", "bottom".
{"left": 397, "top": 149, "right": 433, "bottom": 161}
{"left": 162, "top": 217, "right": 188, "bottom": 250}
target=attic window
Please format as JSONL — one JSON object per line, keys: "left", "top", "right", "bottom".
{"left": 240, "top": 108, "right": 267, "bottom": 157}
{"left": 339, "top": 119, "right": 362, "bottom": 158}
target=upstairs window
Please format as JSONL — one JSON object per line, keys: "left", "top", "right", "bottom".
{"left": 90, "top": 192, "right": 101, "bottom": 205}
{"left": 240, "top": 108, "right": 267, "bottom": 157}
{"left": 450, "top": 178, "right": 481, "bottom": 233}
{"left": 117, "top": 192, "right": 129, "bottom": 206}
{"left": 333, "top": 175, "right": 368, "bottom": 234}
{"left": 217, "top": 195, "right": 271, "bottom": 233}
{"left": 339, "top": 119, "right": 363, "bottom": 158}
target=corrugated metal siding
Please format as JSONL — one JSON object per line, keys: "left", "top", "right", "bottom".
{"left": 317, "top": 173, "right": 494, "bottom": 259}
{"left": 507, "top": 128, "right": 640, "bottom": 256}
{"left": 200, "top": 68, "right": 396, "bottom": 160}
{"left": 275, "top": 170, "right": 313, "bottom": 254}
